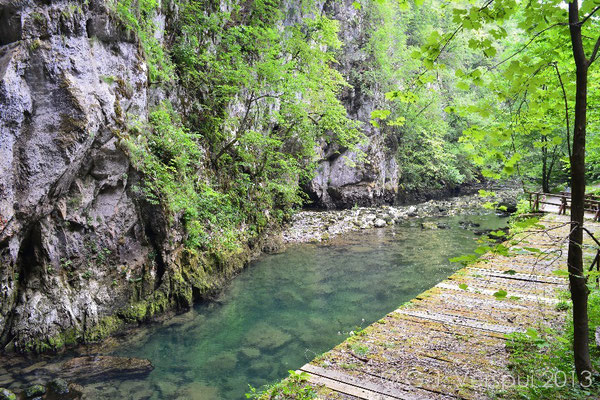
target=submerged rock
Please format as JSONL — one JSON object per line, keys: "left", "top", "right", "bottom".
{"left": 203, "top": 353, "right": 238, "bottom": 375}
{"left": 244, "top": 323, "right": 293, "bottom": 351}
{"left": 60, "top": 356, "right": 153, "bottom": 382}
{"left": 176, "top": 382, "right": 220, "bottom": 400}
{"left": 24, "top": 384, "right": 45, "bottom": 398}
{"left": 47, "top": 378, "right": 69, "bottom": 396}
{"left": 0, "top": 388, "right": 16, "bottom": 400}
{"left": 239, "top": 347, "right": 261, "bottom": 360}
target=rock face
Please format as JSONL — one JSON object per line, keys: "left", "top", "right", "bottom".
{"left": 0, "top": 0, "right": 157, "bottom": 351}
{"left": 304, "top": 0, "right": 399, "bottom": 209}
{"left": 0, "top": 0, "right": 245, "bottom": 352}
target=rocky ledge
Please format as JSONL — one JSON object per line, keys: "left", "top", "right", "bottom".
{"left": 282, "top": 188, "right": 521, "bottom": 243}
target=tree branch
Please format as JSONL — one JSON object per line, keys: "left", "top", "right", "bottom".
{"left": 581, "top": 5, "right": 600, "bottom": 25}
{"left": 552, "top": 62, "right": 572, "bottom": 159}
{"left": 490, "top": 23, "right": 567, "bottom": 70}
{"left": 590, "top": 35, "right": 600, "bottom": 65}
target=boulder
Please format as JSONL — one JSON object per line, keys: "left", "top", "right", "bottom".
{"left": 0, "top": 388, "right": 16, "bottom": 400}
{"left": 373, "top": 218, "right": 386, "bottom": 228}
{"left": 24, "top": 384, "right": 45, "bottom": 398}
{"left": 421, "top": 221, "right": 438, "bottom": 230}
{"left": 60, "top": 356, "right": 153, "bottom": 382}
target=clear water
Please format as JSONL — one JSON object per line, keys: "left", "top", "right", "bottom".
{"left": 0, "top": 213, "right": 506, "bottom": 398}
{"left": 98, "top": 213, "right": 506, "bottom": 399}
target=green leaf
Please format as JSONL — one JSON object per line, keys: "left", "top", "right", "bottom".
{"left": 370, "top": 109, "right": 391, "bottom": 120}
{"left": 525, "top": 328, "right": 539, "bottom": 339}
{"left": 523, "top": 247, "right": 541, "bottom": 253}
{"left": 475, "top": 245, "right": 491, "bottom": 255}
{"left": 503, "top": 269, "right": 517, "bottom": 275}
{"left": 352, "top": 1, "right": 362, "bottom": 10}
{"left": 459, "top": 283, "right": 469, "bottom": 290}
{"left": 483, "top": 46, "right": 497, "bottom": 58}
{"left": 493, "top": 289, "right": 508, "bottom": 299}
{"left": 456, "top": 81, "right": 470, "bottom": 90}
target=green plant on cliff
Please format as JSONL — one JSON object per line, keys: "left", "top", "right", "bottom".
{"left": 114, "top": 0, "right": 173, "bottom": 82}
{"left": 126, "top": 103, "right": 242, "bottom": 250}
{"left": 120, "top": 0, "right": 363, "bottom": 253}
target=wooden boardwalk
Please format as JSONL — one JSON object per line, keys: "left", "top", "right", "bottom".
{"left": 297, "top": 215, "right": 598, "bottom": 399}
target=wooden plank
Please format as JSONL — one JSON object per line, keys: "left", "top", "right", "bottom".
{"left": 396, "top": 310, "right": 522, "bottom": 335}
{"left": 392, "top": 312, "right": 510, "bottom": 340}
{"left": 435, "top": 282, "right": 560, "bottom": 304}
{"left": 423, "top": 290, "right": 532, "bottom": 312}
{"left": 300, "top": 364, "right": 420, "bottom": 400}
{"left": 467, "top": 267, "right": 566, "bottom": 285}
{"left": 303, "top": 373, "right": 386, "bottom": 399}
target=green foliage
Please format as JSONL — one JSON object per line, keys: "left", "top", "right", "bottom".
{"left": 120, "top": 1, "right": 364, "bottom": 254}
{"left": 114, "top": 0, "right": 173, "bottom": 83}
{"left": 125, "top": 103, "right": 244, "bottom": 251}
{"left": 499, "top": 288, "right": 600, "bottom": 399}
{"left": 246, "top": 370, "right": 316, "bottom": 399}
{"left": 356, "top": 0, "right": 485, "bottom": 191}
{"left": 432, "top": 0, "right": 600, "bottom": 191}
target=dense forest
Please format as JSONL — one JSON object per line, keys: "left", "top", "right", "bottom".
{"left": 1, "top": 0, "right": 600, "bottom": 398}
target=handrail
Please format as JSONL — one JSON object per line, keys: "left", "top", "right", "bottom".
{"left": 525, "top": 191, "right": 600, "bottom": 221}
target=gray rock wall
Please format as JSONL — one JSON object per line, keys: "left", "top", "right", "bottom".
{"left": 0, "top": 0, "right": 401, "bottom": 351}
{"left": 305, "top": 0, "right": 399, "bottom": 209}
{"left": 0, "top": 0, "right": 172, "bottom": 351}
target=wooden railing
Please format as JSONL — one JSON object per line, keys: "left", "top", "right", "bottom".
{"left": 526, "top": 191, "right": 600, "bottom": 222}
{"left": 525, "top": 194, "right": 600, "bottom": 286}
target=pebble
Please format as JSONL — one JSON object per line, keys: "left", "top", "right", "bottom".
{"left": 282, "top": 188, "right": 520, "bottom": 244}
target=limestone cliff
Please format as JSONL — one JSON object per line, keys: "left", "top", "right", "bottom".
{"left": 305, "top": 0, "right": 399, "bottom": 209}
{"left": 0, "top": 0, "right": 400, "bottom": 351}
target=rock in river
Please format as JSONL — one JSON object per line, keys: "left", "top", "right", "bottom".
{"left": 244, "top": 323, "right": 292, "bottom": 351}
{"left": 60, "top": 356, "right": 153, "bottom": 382}
{"left": 374, "top": 218, "right": 387, "bottom": 228}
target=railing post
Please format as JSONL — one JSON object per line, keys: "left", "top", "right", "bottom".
{"left": 559, "top": 196, "right": 567, "bottom": 215}
{"left": 534, "top": 193, "right": 540, "bottom": 212}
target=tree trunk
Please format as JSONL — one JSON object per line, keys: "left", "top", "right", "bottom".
{"left": 542, "top": 135, "right": 549, "bottom": 193}
{"left": 568, "top": 1, "right": 593, "bottom": 383}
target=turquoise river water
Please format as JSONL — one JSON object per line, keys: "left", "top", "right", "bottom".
{"left": 106, "top": 213, "right": 507, "bottom": 399}
{"left": 1, "top": 212, "right": 507, "bottom": 399}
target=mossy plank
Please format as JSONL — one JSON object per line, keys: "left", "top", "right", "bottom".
{"left": 299, "top": 215, "right": 586, "bottom": 398}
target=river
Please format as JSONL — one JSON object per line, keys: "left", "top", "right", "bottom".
{"left": 99, "top": 212, "right": 507, "bottom": 399}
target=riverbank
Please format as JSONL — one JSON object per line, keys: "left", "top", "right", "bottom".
{"left": 0, "top": 211, "right": 511, "bottom": 398}
{"left": 283, "top": 187, "right": 521, "bottom": 244}
{"left": 281, "top": 214, "right": 590, "bottom": 399}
